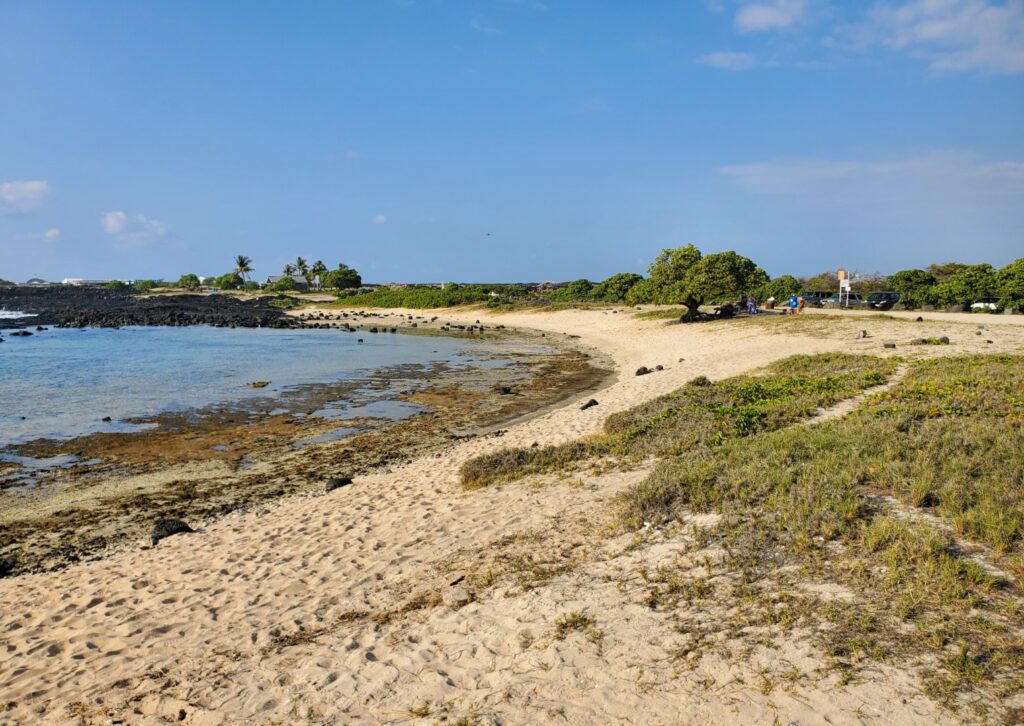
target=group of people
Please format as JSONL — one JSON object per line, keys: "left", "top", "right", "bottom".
{"left": 714, "top": 293, "right": 807, "bottom": 318}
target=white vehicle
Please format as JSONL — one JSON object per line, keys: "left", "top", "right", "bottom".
{"left": 970, "top": 297, "right": 1000, "bottom": 311}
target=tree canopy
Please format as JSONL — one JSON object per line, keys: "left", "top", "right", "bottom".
{"left": 646, "top": 245, "right": 767, "bottom": 320}
{"left": 176, "top": 273, "right": 200, "bottom": 290}
{"left": 591, "top": 272, "right": 644, "bottom": 302}
{"left": 320, "top": 264, "right": 361, "bottom": 290}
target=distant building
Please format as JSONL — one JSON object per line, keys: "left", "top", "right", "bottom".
{"left": 25, "top": 278, "right": 49, "bottom": 285}
{"left": 264, "top": 275, "right": 310, "bottom": 291}
{"left": 61, "top": 279, "right": 111, "bottom": 286}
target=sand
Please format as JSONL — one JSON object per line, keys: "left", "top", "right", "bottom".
{"left": 2, "top": 306, "right": 1022, "bottom": 725}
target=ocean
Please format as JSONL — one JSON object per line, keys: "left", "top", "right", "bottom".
{"left": 0, "top": 325, "right": 506, "bottom": 446}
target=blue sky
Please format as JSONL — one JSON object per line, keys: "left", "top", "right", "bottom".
{"left": 1, "top": 0, "right": 1022, "bottom": 283}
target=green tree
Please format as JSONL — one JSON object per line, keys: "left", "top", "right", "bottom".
{"left": 562, "top": 279, "right": 595, "bottom": 300}
{"left": 676, "top": 251, "right": 768, "bottom": 321}
{"left": 269, "top": 276, "right": 297, "bottom": 292}
{"left": 648, "top": 244, "right": 703, "bottom": 303}
{"left": 177, "top": 273, "right": 201, "bottom": 290}
{"left": 886, "top": 269, "right": 937, "bottom": 309}
{"left": 647, "top": 245, "right": 766, "bottom": 320}
{"left": 591, "top": 272, "right": 644, "bottom": 302}
{"left": 282, "top": 263, "right": 296, "bottom": 277}
{"left": 624, "top": 278, "right": 658, "bottom": 306}
{"left": 295, "top": 257, "right": 309, "bottom": 278}
{"left": 927, "top": 262, "right": 970, "bottom": 281}
{"left": 321, "top": 263, "right": 362, "bottom": 290}
{"left": 932, "top": 264, "right": 995, "bottom": 307}
{"left": 234, "top": 255, "right": 253, "bottom": 282}
{"left": 753, "top": 275, "right": 801, "bottom": 302}
{"left": 995, "top": 258, "right": 1024, "bottom": 310}
{"left": 213, "top": 272, "right": 243, "bottom": 289}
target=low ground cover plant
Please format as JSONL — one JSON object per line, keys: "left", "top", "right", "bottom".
{"left": 460, "top": 353, "right": 897, "bottom": 488}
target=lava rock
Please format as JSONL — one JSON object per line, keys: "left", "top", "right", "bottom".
{"left": 884, "top": 343, "right": 897, "bottom": 349}
{"left": 655, "top": 364, "right": 664, "bottom": 371}
{"left": 101, "top": 416, "right": 112, "bottom": 422}
{"left": 635, "top": 366, "right": 650, "bottom": 376}
{"left": 325, "top": 477, "right": 353, "bottom": 493}
{"left": 498, "top": 386, "right": 513, "bottom": 395}
{"left": 150, "top": 518, "right": 194, "bottom": 545}
{"left": 580, "top": 399, "right": 599, "bottom": 410}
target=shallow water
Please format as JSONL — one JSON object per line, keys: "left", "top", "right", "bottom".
{"left": 0, "top": 325, "right": 506, "bottom": 446}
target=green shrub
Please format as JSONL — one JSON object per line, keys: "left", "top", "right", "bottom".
{"left": 321, "top": 264, "right": 362, "bottom": 289}
{"left": 591, "top": 273, "right": 644, "bottom": 302}
{"left": 212, "top": 272, "right": 243, "bottom": 290}
{"left": 268, "top": 276, "right": 297, "bottom": 292}
{"left": 176, "top": 273, "right": 201, "bottom": 290}
{"left": 460, "top": 354, "right": 896, "bottom": 489}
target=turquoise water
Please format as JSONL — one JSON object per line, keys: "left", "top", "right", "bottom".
{"left": 0, "top": 326, "right": 501, "bottom": 446}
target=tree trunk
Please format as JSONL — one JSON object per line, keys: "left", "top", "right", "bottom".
{"left": 681, "top": 297, "right": 703, "bottom": 322}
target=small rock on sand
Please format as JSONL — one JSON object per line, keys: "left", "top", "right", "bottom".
{"left": 151, "top": 518, "right": 194, "bottom": 545}
{"left": 580, "top": 399, "right": 598, "bottom": 410}
{"left": 443, "top": 587, "right": 472, "bottom": 608}
{"left": 325, "top": 477, "right": 353, "bottom": 493}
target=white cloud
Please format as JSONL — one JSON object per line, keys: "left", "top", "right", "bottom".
{"left": 735, "top": 0, "right": 808, "bottom": 32}
{"left": 471, "top": 18, "right": 500, "bottom": 34}
{"left": 16, "top": 227, "right": 60, "bottom": 241}
{"left": 0, "top": 180, "right": 49, "bottom": 214}
{"left": 101, "top": 210, "right": 167, "bottom": 245}
{"left": 371, "top": 214, "right": 387, "bottom": 224}
{"left": 721, "top": 150, "right": 1024, "bottom": 204}
{"left": 696, "top": 51, "right": 765, "bottom": 70}
{"left": 840, "top": 0, "right": 1024, "bottom": 74}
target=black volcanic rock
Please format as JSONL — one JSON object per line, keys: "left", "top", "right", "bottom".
{"left": 150, "top": 518, "right": 194, "bottom": 545}
{"left": 0, "top": 286, "right": 300, "bottom": 330}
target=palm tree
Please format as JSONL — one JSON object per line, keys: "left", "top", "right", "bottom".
{"left": 282, "top": 263, "right": 296, "bottom": 277}
{"left": 295, "top": 257, "right": 309, "bottom": 278}
{"left": 310, "top": 260, "right": 327, "bottom": 290}
{"left": 234, "top": 255, "right": 253, "bottom": 283}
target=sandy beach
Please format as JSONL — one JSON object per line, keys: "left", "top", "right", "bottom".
{"left": 2, "top": 307, "right": 1023, "bottom": 725}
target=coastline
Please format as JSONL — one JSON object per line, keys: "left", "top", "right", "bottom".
{"left": 0, "top": 307, "right": 1021, "bottom": 724}
{"left": 1, "top": 322, "right": 611, "bottom": 577}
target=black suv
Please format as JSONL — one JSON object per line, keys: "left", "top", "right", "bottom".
{"left": 866, "top": 291, "right": 901, "bottom": 310}
{"left": 798, "top": 291, "right": 831, "bottom": 306}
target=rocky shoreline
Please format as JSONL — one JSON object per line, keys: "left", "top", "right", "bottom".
{"left": 0, "top": 285, "right": 300, "bottom": 330}
{"left": 0, "top": 322, "right": 611, "bottom": 577}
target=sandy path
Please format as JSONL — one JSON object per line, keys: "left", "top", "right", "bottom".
{"left": 1, "top": 308, "right": 1022, "bottom": 725}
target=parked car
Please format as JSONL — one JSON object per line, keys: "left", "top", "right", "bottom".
{"left": 822, "top": 293, "right": 864, "bottom": 308}
{"left": 798, "top": 291, "right": 832, "bottom": 306}
{"left": 866, "top": 291, "right": 901, "bottom": 310}
{"left": 970, "top": 297, "right": 1001, "bottom": 312}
